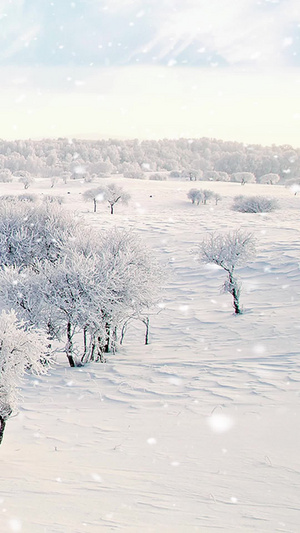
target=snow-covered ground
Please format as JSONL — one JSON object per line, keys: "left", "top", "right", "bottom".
{"left": 1, "top": 177, "right": 300, "bottom": 532}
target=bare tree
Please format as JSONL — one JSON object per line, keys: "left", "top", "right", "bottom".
{"left": 197, "top": 230, "right": 255, "bottom": 314}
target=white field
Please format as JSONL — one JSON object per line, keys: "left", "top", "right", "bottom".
{"left": 1, "top": 177, "right": 300, "bottom": 533}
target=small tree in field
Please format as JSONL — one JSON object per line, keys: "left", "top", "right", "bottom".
{"left": 187, "top": 188, "right": 203, "bottom": 205}
{"left": 15, "top": 172, "right": 34, "bottom": 189}
{"left": 197, "top": 230, "right": 255, "bottom": 314}
{"left": 0, "top": 310, "right": 49, "bottom": 445}
{"left": 83, "top": 187, "right": 104, "bottom": 212}
{"left": 103, "top": 183, "right": 131, "bottom": 214}
{"left": 214, "top": 193, "right": 222, "bottom": 205}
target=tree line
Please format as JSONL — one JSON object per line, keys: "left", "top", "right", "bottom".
{"left": 0, "top": 137, "right": 299, "bottom": 182}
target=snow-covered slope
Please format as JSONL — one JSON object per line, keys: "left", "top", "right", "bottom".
{"left": 1, "top": 177, "right": 300, "bottom": 532}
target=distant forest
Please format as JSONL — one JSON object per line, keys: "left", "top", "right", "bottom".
{"left": 0, "top": 137, "right": 299, "bottom": 184}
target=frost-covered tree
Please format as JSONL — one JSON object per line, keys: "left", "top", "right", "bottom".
{"left": 187, "top": 188, "right": 203, "bottom": 205}
{"left": 231, "top": 172, "right": 256, "bottom": 184}
{"left": 84, "top": 184, "right": 131, "bottom": 215}
{"left": 103, "top": 183, "right": 131, "bottom": 214}
{"left": 0, "top": 310, "right": 49, "bottom": 445}
{"left": 205, "top": 171, "right": 230, "bottom": 182}
{"left": 60, "top": 171, "right": 71, "bottom": 184}
{"left": 197, "top": 230, "right": 255, "bottom": 314}
{"left": 83, "top": 186, "right": 105, "bottom": 213}
{"left": 202, "top": 189, "right": 215, "bottom": 204}
{"left": 0, "top": 227, "right": 163, "bottom": 366}
{"left": 0, "top": 200, "right": 77, "bottom": 270}
{"left": 15, "top": 171, "right": 34, "bottom": 189}
{"left": 214, "top": 193, "right": 222, "bottom": 205}
{"left": 100, "top": 228, "right": 162, "bottom": 339}
{"left": 257, "top": 173, "right": 280, "bottom": 185}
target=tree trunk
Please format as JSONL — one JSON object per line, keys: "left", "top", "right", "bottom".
{"left": 143, "top": 317, "right": 150, "bottom": 345}
{"left": 103, "top": 323, "right": 111, "bottom": 352}
{"left": 80, "top": 326, "right": 89, "bottom": 365}
{"left": 0, "top": 415, "right": 7, "bottom": 446}
{"left": 97, "top": 337, "right": 105, "bottom": 362}
{"left": 93, "top": 198, "right": 97, "bottom": 212}
{"left": 110, "top": 203, "right": 114, "bottom": 215}
{"left": 228, "top": 272, "right": 241, "bottom": 314}
{"left": 66, "top": 321, "right": 75, "bottom": 367}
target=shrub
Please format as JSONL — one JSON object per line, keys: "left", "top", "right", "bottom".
{"left": 232, "top": 195, "right": 279, "bottom": 213}
{"left": 123, "top": 171, "right": 145, "bottom": 180}
{"left": 43, "top": 195, "right": 65, "bottom": 205}
{"left": 18, "top": 194, "right": 37, "bottom": 203}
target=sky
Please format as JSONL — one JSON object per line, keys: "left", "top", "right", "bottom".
{"left": 1, "top": 0, "right": 300, "bottom": 146}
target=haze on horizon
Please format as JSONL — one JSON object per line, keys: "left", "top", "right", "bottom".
{"left": 1, "top": 0, "right": 300, "bottom": 147}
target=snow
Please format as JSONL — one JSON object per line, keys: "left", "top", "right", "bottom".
{"left": 1, "top": 177, "right": 300, "bottom": 532}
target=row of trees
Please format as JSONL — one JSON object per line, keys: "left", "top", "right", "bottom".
{"left": 187, "top": 189, "right": 279, "bottom": 213}
{"left": 0, "top": 199, "right": 163, "bottom": 443}
{"left": 0, "top": 137, "right": 299, "bottom": 181}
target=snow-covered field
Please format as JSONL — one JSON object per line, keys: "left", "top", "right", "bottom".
{"left": 1, "top": 177, "right": 300, "bottom": 533}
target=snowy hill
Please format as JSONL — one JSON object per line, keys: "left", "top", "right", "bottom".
{"left": 1, "top": 177, "right": 300, "bottom": 532}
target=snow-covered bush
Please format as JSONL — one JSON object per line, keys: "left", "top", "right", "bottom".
{"left": 123, "top": 171, "right": 145, "bottom": 180}
{"left": 18, "top": 194, "right": 37, "bottom": 203}
{"left": 196, "top": 230, "right": 255, "bottom": 314}
{"left": 0, "top": 310, "right": 49, "bottom": 445}
{"left": 43, "top": 195, "right": 65, "bottom": 205}
{"left": 232, "top": 195, "right": 278, "bottom": 213}
{"left": 187, "top": 188, "right": 215, "bottom": 205}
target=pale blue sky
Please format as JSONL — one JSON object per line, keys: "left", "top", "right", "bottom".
{"left": 1, "top": 0, "right": 300, "bottom": 145}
